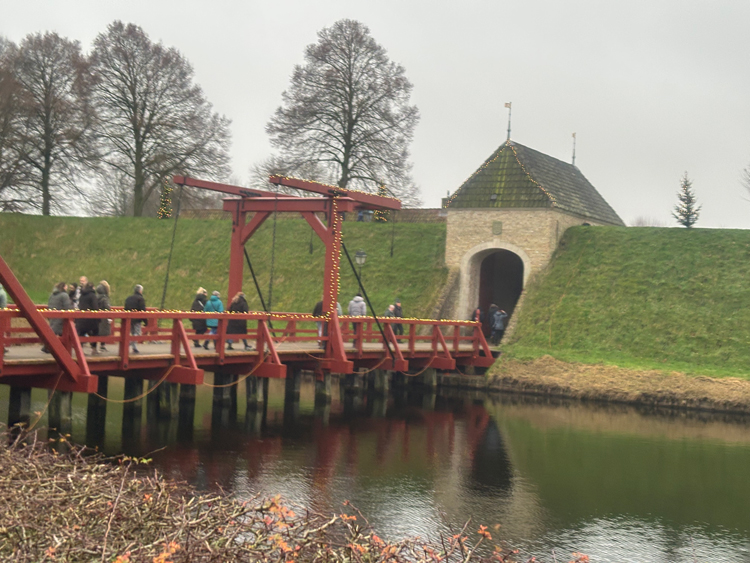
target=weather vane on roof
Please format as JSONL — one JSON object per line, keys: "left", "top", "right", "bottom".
{"left": 504, "top": 102, "right": 512, "bottom": 141}
{"left": 572, "top": 132, "right": 577, "bottom": 166}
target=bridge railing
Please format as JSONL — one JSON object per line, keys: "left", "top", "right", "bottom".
{"left": 0, "top": 308, "right": 494, "bottom": 375}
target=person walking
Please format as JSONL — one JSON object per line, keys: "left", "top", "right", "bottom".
{"left": 227, "top": 292, "right": 252, "bottom": 351}
{"left": 491, "top": 309, "right": 509, "bottom": 346}
{"left": 72, "top": 276, "right": 88, "bottom": 309}
{"left": 347, "top": 293, "right": 367, "bottom": 346}
{"left": 43, "top": 282, "right": 71, "bottom": 353}
{"left": 313, "top": 298, "right": 325, "bottom": 348}
{"left": 96, "top": 281, "right": 111, "bottom": 352}
{"left": 393, "top": 298, "right": 404, "bottom": 339}
{"left": 202, "top": 291, "right": 224, "bottom": 350}
{"left": 190, "top": 287, "right": 208, "bottom": 348}
{"left": 76, "top": 282, "right": 100, "bottom": 355}
{"left": 124, "top": 284, "right": 147, "bottom": 354}
{"left": 486, "top": 303, "right": 499, "bottom": 337}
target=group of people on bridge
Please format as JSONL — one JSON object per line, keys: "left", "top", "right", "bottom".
{"left": 0, "top": 278, "right": 417, "bottom": 356}
{"left": 37, "top": 276, "right": 147, "bottom": 355}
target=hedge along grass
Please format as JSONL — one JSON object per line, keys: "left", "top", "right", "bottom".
{"left": 505, "top": 226, "right": 750, "bottom": 378}
{"left": 0, "top": 213, "right": 448, "bottom": 320}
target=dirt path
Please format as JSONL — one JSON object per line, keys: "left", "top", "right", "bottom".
{"left": 488, "top": 355, "right": 750, "bottom": 414}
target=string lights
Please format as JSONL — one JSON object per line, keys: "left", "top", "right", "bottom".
{"left": 157, "top": 180, "right": 173, "bottom": 219}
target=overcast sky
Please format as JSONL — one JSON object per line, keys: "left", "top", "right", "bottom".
{"left": 4, "top": 0, "right": 750, "bottom": 228}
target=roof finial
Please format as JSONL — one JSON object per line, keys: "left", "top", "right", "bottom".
{"left": 505, "top": 102, "right": 512, "bottom": 141}
{"left": 571, "top": 132, "right": 576, "bottom": 166}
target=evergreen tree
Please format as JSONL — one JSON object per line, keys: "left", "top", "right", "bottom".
{"left": 673, "top": 172, "right": 700, "bottom": 228}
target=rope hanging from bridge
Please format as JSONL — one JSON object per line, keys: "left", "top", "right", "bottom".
{"left": 341, "top": 242, "right": 395, "bottom": 363}
{"left": 160, "top": 182, "right": 185, "bottom": 310}
{"left": 203, "top": 352, "right": 267, "bottom": 388}
{"left": 266, "top": 186, "right": 279, "bottom": 312}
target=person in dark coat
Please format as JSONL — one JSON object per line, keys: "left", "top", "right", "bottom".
{"left": 190, "top": 287, "right": 208, "bottom": 348}
{"left": 227, "top": 292, "right": 252, "bottom": 351}
{"left": 470, "top": 307, "right": 484, "bottom": 323}
{"left": 67, "top": 282, "right": 78, "bottom": 307}
{"left": 485, "top": 303, "right": 499, "bottom": 338}
{"left": 96, "top": 281, "right": 111, "bottom": 352}
{"left": 76, "top": 282, "right": 99, "bottom": 355}
{"left": 490, "top": 309, "right": 509, "bottom": 346}
{"left": 43, "top": 282, "right": 71, "bottom": 353}
{"left": 124, "top": 284, "right": 147, "bottom": 354}
{"left": 393, "top": 298, "right": 404, "bottom": 339}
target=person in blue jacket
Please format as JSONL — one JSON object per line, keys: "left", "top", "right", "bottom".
{"left": 202, "top": 290, "right": 224, "bottom": 350}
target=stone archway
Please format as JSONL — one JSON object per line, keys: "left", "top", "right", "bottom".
{"left": 457, "top": 241, "right": 531, "bottom": 324}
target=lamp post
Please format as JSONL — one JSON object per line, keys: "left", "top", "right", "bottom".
{"left": 354, "top": 249, "right": 367, "bottom": 282}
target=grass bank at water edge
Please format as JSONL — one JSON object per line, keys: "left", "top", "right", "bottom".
{"left": 502, "top": 226, "right": 750, "bottom": 379}
{"left": 0, "top": 213, "right": 448, "bottom": 319}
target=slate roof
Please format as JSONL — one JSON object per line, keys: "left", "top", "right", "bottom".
{"left": 445, "top": 140, "right": 624, "bottom": 226}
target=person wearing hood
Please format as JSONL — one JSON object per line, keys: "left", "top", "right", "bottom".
{"left": 227, "top": 292, "right": 252, "bottom": 351}
{"left": 202, "top": 290, "right": 224, "bottom": 350}
{"left": 96, "top": 281, "right": 112, "bottom": 352}
{"left": 76, "top": 282, "right": 100, "bottom": 355}
{"left": 348, "top": 293, "right": 367, "bottom": 347}
{"left": 42, "top": 282, "right": 71, "bottom": 353}
{"left": 190, "top": 287, "right": 208, "bottom": 348}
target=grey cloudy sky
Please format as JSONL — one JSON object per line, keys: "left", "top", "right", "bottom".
{"left": 4, "top": 0, "right": 750, "bottom": 228}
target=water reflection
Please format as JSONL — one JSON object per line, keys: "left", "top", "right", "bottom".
{"left": 3, "top": 376, "right": 750, "bottom": 561}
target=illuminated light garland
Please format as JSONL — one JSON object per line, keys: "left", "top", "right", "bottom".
{"left": 443, "top": 140, "right": 557, "bottom": 209}
{"left": 157, "top": 180, "right": 173, "bottom": 219}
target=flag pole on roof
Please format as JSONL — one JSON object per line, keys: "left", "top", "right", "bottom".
{"left": 504, "top": 101, "right": 512, "bottom": 141}
{"left": 572, "top": 132, "right": 577, "bottom": 167}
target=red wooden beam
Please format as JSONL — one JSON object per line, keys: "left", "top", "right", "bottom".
{"left": 269, "top": 176, "right": 401, "bottom": 211}
{"left": 224, "top": 197, "right": 357, "bottom": 214}
{"left": 173, "top": 175, "right": 293, "bottom": 199}
{"left": 0, "top": 253, "right": 83, "bottom": 386}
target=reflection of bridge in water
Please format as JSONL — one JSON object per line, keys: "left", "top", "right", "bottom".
{"left": 76, "top": 378, "right": 514, "bottom": 513}
{"left": 0, "top": 175, "right": 494, "bottom": 427}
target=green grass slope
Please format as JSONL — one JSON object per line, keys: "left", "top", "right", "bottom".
{"left": 506, "top": 226, "right": 750, "bottom": 378}
{"left": 0, "top": 214, "right": 448, "bottom": 319}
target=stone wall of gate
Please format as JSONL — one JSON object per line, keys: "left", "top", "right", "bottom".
{"left": 444, "top": 207, "right": 603, "bottom": 320}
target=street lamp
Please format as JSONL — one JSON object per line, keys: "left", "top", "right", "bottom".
{"left": 354, "top": 249, "right": 367, "bottom": 281}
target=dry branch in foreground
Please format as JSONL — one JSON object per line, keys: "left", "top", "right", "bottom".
{"left": 0, "top": 431, "right": 563, "bottom": 563}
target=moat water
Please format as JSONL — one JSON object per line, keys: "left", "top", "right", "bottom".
{"left": 5, "top": 375, "right": 750, "bottom": 562}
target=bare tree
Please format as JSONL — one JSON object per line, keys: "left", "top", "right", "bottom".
{"left": 1, "top": 33, "right": 94, "bottom": 214}
{"left": 90, "top": 21, "right": 231, "bottom": 217}
{"left": 266, "top": 19, "right": 421, "bottom": 206}
{"left": 248, "top": 155, "right": 329, "bottom": 197}
{"left": 0, "top": 37, "right": 29, "bottom": 212}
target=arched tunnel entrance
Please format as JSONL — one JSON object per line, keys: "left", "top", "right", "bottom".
{"left": 478, "top": 250, "right": 524, "bottom": 335}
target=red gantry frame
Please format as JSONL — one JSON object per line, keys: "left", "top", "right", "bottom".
{"left": 172, "top": 174, "right": 404, "bottom": 374}
{"left": 0, "top": 176, "right": 495, "bottom": 394}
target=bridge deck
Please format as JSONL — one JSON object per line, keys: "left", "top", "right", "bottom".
{"left": 0, "top": 308, "right": 495, "bottom": 392}
{"left": 3, "top": 341, "right": 477, "bottom": 366}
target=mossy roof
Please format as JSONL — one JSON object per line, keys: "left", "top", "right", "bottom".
{"left": 445, "top": 140, "right": 624, "bottom": 226}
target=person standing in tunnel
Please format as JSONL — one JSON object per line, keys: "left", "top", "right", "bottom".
{"left": 491, "top": 308, "right": 508, "bottom": 346}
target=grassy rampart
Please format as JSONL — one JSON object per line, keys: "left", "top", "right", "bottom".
{"left": 504, "top": 226, "right": 750, "bottom": 378}
{"left": 0, "top": 213, "right": 448, "bottom": 319}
